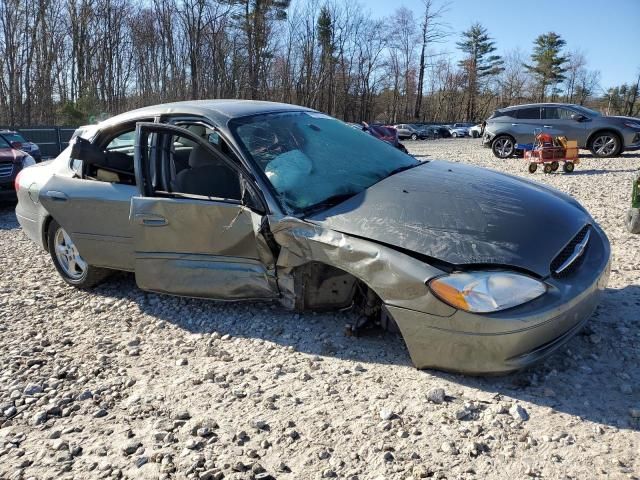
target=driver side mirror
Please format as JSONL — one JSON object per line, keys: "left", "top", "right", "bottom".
{"left": 571, "top": 114, "right": 587, "bottom": 122}
{"left": 10, "top": 141, "right": 22, "bottom": 149}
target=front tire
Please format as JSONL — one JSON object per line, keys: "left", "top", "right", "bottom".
{"left": 411, "top": 133, "right": 418, "bottom": 140}
{"left": 563, "top": 162, "right": 575, "bottom": 173}
{"left": 590, "top": 132, "right": 622, "bottom": 157}
{"left": 48, "top": 220, "right": 111, "bottom": 288}
{"left": 492, "top": 135, "right": 515, "bottom": 159}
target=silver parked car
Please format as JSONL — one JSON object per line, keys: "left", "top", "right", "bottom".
{"left": 393, "top": 124, "right": 427, "bottom": 140}
{"left": 15, "top": 100, "right": 611, "bottom": 374}
{"left": 483, "top": 103, "right": 640, "bottom": 159}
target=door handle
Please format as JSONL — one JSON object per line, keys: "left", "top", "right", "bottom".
{"left": 543, "top": 125, "right": 552, "bottom": 128}
{"left": 511, "top": 123, "right": 519, "bottom": 126}
{"left": 135, "top": 214, "right": 168, "bottom": 226}
{"left": 44, "top": 190, "right": 68, "bottom": 201}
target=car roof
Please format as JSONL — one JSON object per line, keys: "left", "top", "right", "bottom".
{"left": 500, "top": 102, "right": 580, "bottom": 111}
{"left": 98, "top": 99, "right": 316, "bottom": 130}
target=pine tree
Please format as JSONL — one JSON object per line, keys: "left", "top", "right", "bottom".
{"left": 525, "top": 32, "right": 568, "bottom": 102}
{"left": 317, "top": 6, "right": 335, "bottom": 114}
{"left": 456, "top": 23, "right": 503, "bottom": 121}
{"left": 229, "top": 0, "right": 291, "bottom": 99}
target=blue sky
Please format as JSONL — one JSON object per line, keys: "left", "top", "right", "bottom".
{"left": 365, "top": 0, "right": 640, "bottom": 91}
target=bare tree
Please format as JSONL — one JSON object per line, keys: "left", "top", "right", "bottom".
{"left": 413, "top": 0, "right": 448, "bottom": 120}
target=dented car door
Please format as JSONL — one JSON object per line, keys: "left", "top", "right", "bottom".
{"left": 130, "top": 122, "right": 278, "bottom": 300}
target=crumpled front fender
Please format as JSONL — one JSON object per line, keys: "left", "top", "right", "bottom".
{"left": 270, "top": 216, "right": 454, "bottom": 317}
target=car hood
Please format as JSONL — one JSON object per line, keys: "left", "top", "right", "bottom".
{"left": 0, "top": 147, "right": 27, "bottom": 161}
{"left": 307, "top": 161, "right": 591, "bottom": 277}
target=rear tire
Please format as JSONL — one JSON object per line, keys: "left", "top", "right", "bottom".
{"left": 491, "top": 135, "right": 515, "bottom": 159}
{"left": 48, "top": 220, "right": 111, "bottom": 288}
{"left": 411, "top": 133, "right": 418, "bottom": 140}
{"left": 563, "top": 162, "right": 575, "bottom": 173}
{"left": 626, "top": 208, "right": 640, "bottom": 234}
{"left": 528, "top": 163, "right": 538, "bottom": 173}
{"left": 551, "top": 161, "right": 559, "bottom": 171}
{"left": 543, "top": 163, "right": 553, "bottom": 174}
{"left": 590, "top": 132, "right": 622, "bottom": 157}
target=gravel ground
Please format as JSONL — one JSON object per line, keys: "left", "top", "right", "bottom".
{"left": 1, "top": 138, "right": 639, "bottom": 480}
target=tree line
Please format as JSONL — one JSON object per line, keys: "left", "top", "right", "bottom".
{"left": 0, "top": 0, "right": 638, "bottom": 127}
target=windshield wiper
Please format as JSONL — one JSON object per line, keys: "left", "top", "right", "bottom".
{"left": 302, "top": 192, "right": 359, "bottom": 216}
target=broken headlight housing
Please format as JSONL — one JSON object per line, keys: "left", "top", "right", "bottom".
{"left": 428, "top": 271, "right": 546, "bottom": 313}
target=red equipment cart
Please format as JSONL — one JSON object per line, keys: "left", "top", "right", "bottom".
{"left": 525, "top": 130, "right": 579, "bottom": 174}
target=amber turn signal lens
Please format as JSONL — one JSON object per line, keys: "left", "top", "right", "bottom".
{"left": 429, "top": 279, "right": 470, "bottom": 311}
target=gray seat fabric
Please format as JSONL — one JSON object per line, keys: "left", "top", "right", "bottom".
{"left": 173, "top": 144, "right": 241, "bottom": 199}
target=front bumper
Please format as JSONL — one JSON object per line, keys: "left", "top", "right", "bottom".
{"left": 623, "top": 131, "right": 640, "bottom": 151}
{"left": 389, "top": 225, "right": 611, "bottom": 375}
{"left": 0, "top": 181, "right": 17, "bottom": 200}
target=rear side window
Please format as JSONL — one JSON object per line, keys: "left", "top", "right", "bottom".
{"left": 0, "top": 136, "right": 9, "bottom": 148}
{"left": 515, "top": 107, "right": 541, "bottom": 120}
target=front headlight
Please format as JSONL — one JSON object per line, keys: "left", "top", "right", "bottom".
{"left": 428, "top": 271, "right": 546, "bottom": 313}
{"left": 624, "top": 121, "right": 640, "bottom": 129}
{"left": 21, "top": 155, "right": 36, "bottom": 168}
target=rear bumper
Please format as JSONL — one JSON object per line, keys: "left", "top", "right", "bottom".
{"left": 482, "top": 132, "right": 494, "bottom": 146}
{"left": 389, "top": 226, "right": 611, "bottom": 375}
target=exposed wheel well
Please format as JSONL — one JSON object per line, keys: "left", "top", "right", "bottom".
{"left": 492, "top": 133, "right": 515, "bottom": 144}
{"left": 587, "top": 129, "right": 623, "bottom": 149}
{"left": 42, "top": 215, "right": 54, "bottom": 252}
{"left": 289, "top": 261, "right": 398, "bottom": 331}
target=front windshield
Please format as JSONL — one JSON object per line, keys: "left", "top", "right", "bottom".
{"left": 230, "top": 111, "right": 418, "bottom": 212}
{"left": 2, "top": 132, "right": 26, "bottom": 143}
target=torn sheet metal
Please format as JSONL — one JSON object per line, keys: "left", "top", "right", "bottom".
{"left": 271, "top": 216, "right": 454, "bottom": 316}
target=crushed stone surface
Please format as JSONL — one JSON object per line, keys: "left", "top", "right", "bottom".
{"left": 0, "top": 138, "right": 639, "bottom": 479}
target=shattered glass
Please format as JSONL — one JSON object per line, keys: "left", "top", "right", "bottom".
{"left": 231, "top": 112, "right": 417, "bottom": 212}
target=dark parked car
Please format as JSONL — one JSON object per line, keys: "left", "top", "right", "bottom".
{"left": 15, "top": 100, "right": 610, "bottom": 374}
{"left": 0, "top": 130, "right": 42, "bottom": 162}
{"left": 0, "top": 136, "right": 36, "bottom": 201}
{"left": 483, "top": 103, "right": 640, "bottom": 159}
{"left": 428, "top": 125, "right": 451, "bottom": 138}
{"left": 417, "top": 125, "right": 442, "bottom": 139}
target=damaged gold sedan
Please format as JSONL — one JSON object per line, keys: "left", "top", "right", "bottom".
{"left": 15, "top": 100, "right": 611, "bottom": 374}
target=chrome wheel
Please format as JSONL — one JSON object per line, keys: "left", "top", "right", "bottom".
{"left": 592, "top": 134, "right": 618, "bottom": 157}
{"left": 492, "top": 136, "right": 514, "bottom": 158}
{"left": 54, "top": 228, "right": 87, "bottom": 280}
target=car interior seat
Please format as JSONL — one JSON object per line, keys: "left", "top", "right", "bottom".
{"left": 172, "top": 144, "right": 241, "bottom": 199}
